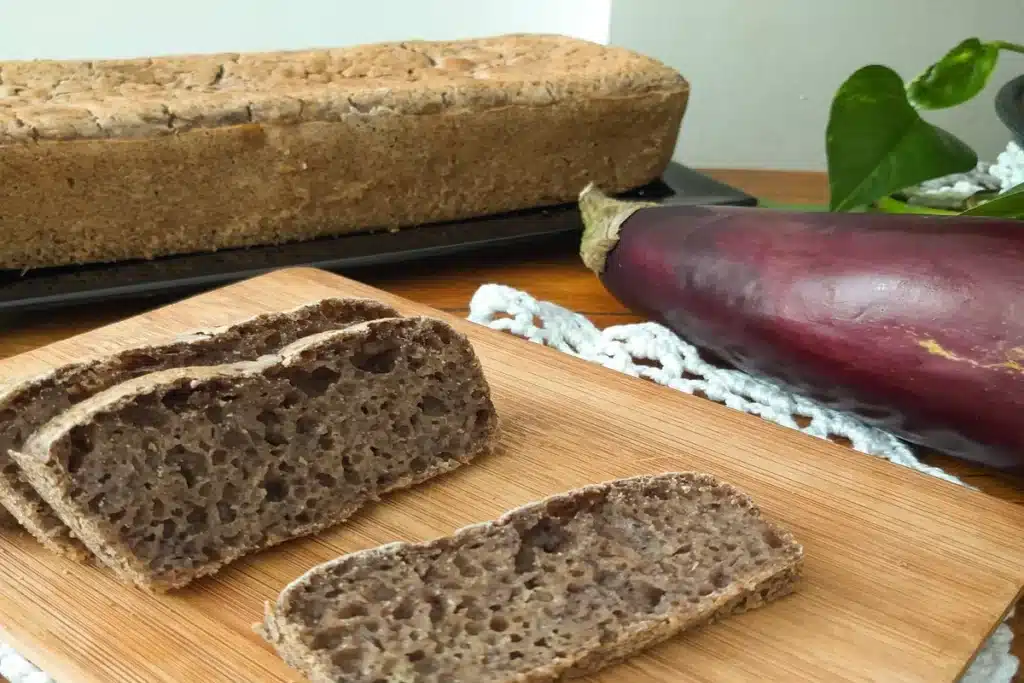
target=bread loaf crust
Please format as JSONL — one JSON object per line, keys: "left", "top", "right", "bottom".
{"left": 13, "top": 316, "right": 499, "bottom": 591}
{"left": 0, "top": 34, "right": 689, "bottom": 269}
{"left": 259, "top": 472, "right": 803, "bottom": 683}
{"left": 0, "top": 297, "right": 399, "bottom": 559}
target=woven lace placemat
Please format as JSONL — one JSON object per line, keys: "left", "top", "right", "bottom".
{"left": 1, "top": 283, "right": 1018, "bottom": 683}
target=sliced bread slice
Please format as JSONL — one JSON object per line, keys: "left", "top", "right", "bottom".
{"left": 0, "top": 296, "right": 399, "bottom": 559}
{"left": 13, "top": 316, "right": 497, "bottom": 591}
{"left": 258, "top": 472, "right": 803, "bottom": 683}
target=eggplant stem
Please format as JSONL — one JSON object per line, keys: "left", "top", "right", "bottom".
{"left": 578, "top": 183, "right": 657, "bottom": 274}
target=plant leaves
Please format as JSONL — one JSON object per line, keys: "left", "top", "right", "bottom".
{"left": 907, "top": 38, "right": 1000, "bottom": 110}
{"left": 959, "top": 182, "right": 1024, "bottom": 218}
{"left": 826, "top": 64, "right": 977, "bottom": 212}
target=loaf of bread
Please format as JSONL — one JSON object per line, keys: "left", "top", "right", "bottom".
{"left": 258, "top": 472, "right": 803, "bottom": 683}
{"left": 0, "top": 34, "right": 689, "bottom": 270}
{"left": 0, "top": 297, "right": 399, "bottom": 559}
{"left": 13, "top": 316, "right": 498, "bottom": 590}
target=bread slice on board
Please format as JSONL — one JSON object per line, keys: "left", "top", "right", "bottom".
{"left": 0, "top": 297, "right": 399, "bottom": 560}
{"left": 258, "top": 472, "right": 803, "bottom": 683}
{"left": 12, "top": 316, "right": 498, "bottom": 591}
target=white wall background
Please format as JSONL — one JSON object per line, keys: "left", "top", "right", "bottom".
{"left": 0, "top": 0, "right": 609, "bottom": 60}
{"left": 610, "top": 0, "right": 1024, "bottom": 170}
{"left": 0, "top": 0, "right": 1019, "bottom": 170}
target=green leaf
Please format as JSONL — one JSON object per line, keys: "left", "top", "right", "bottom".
{"left": 907, "top": 38, "right": 1001, "bottom": 109}
{"left": 959, "top": 183, "right": 1024, "bottom": 218}
{"left": 826, "top": 64, "right": 977, "bottom": 212}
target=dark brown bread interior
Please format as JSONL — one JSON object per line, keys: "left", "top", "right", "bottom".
{"left": 0, "top": 297, "right": 399, "bottom": 559}
{"left": 259, "top": 472, "right": 803, "bottom": 683}
{"left": 15, "top": 316, "right": 498, "bottom": 591}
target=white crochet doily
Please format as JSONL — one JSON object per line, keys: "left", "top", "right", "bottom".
{"left": 467, "top": 283, "right": 1019, "bottom": 683}
{"left": 0, "top": 284, "right": 1017, "bottom": 683}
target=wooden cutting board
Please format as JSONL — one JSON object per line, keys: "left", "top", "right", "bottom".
{"left": 1, "top": 266, "right": 1023, "bottom": 683}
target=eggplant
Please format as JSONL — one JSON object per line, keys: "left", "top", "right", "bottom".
{"left": 578, "top": 184, "right": 1024, "bottom": 470}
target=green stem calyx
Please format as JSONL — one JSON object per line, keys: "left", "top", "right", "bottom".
{"left": 578, "top": 183, "right": 655, "bottom": 274}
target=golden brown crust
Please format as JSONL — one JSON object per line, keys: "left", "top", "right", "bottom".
{"left": 0, "top": 35, "right": 689, "bottom": 270}
{"left": 0, "top": 35, "right": 686, "bottom": 142}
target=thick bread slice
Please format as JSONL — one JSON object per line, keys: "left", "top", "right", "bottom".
{"left": 0, "top": 297, "right": 399, "bottom": 559}
{"left": 258, "top": 472, "right": 803, "bottom": 683}
{"left": 13, "top": 316, "right": 497, "bottom": 591}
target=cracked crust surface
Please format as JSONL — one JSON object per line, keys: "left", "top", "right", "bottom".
{"left": 0, "top": 34, "right": 689, "bottom": 270}
{"left": 0, "top": 34, "right": 686, "bottom": 142}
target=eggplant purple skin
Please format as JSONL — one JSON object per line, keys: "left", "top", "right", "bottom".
{"left": 599, "top": 204, "right": 1024, "bottom": 470}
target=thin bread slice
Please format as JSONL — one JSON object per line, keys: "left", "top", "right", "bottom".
{"left": 13, "top": 316, "right": 498, "bottom": 591}
{"left": 258, "top": 472, "right": 803, "bottom": 683}
{"left": 0, "top": 297, "right": 399, "bottom": 559}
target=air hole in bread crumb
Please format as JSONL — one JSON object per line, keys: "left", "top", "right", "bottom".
{"left": 338, "top": 603, "right": 368, "bottom": 619}
{"left": 285, "top": 365, "right": 341, "bottom": 397}
{"left": 295, "top": 415, "right": 318, "bottom": 435}
{"left": 489, "top": 616, "right": 508, "bottom": 632}
{"left": 454, "top": 555, "right": 479, "bottom": 578}
{"left": 221, "top": 427, "right": 250, "bottom": 449}
{"left": 392, "top": 598, "right": 415, "bottom": 620}
{"left": 315, "top": 472, "right": 336, "bottom": 488}
{"left": 87, "top": 493, "right": 104, "bottom": 513}
{"left": 371, "top": 584, "right": 396, "bottom": 602}
{"left": 217, "top": 501, "right": 236, "bottom": 524}
{"left": 409, "top": 456, "right": 428, "bottom": 473}
{"left": 66, "top": 425, "right": 94, "bottom": 472}
{"left": 329, "top": 647, "right": 362, "bottom": 673}
{"left": 418, "top": 395, "right": 446, "bottom": 416}
{"left": 281, "top": 390, "right": 303, "bottom": 408}
{"left": 263, "top": 479, "right": 288, "bottom": 502}
{"left": 351, "top": 346, "right": 399, "bottom": 374}
{"left": 639, "top": 582, "right": 665, "bottom": 609}
{"left": 160, "top": 387, "right": 192, "bottom": 411}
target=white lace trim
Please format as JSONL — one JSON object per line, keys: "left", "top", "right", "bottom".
{"left": 467, "top": 283, "right": 1018, "bottom": 683}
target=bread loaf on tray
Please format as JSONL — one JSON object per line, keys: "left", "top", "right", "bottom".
{"left": 0, "top": 34, "right": 690, "bottom": 270}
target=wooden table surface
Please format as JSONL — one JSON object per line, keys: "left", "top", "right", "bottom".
{"left": 0, "top": 168, "right": 1020, "bottom": 680}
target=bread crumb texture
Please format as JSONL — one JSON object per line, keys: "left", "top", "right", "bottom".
{"left": 0, "top": 298, "right": 398, "bottom": 561}
{"left": 18, "top": 317, "right": 497, "bottom": 591}
{"left": 0, "top": 34, "right": 685, "bottom": 142}
{"left": 262, "top": 473, "right": 803, "bottom": 683}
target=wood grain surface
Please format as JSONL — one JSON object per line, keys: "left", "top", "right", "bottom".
{"left": 0, "top": 266, "right": 1023, "bottom": 683}
{"left": 0, "top": 168, "right": 1021, "bottom": 681}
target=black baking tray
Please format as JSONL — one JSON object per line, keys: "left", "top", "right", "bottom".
{"left": 0, "top": 163, "right": 756, "bottom": 314}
